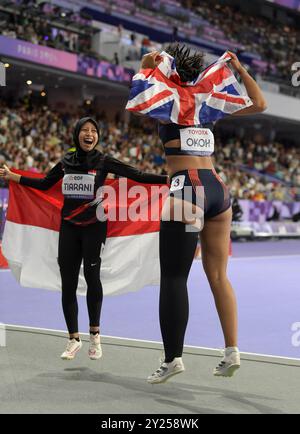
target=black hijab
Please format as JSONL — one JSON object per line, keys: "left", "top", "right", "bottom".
{"left": 62, "top": 117, "right": 103, "bottom": 170}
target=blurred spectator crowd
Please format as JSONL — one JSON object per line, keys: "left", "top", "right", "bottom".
{"left": 0, "top": 102, "right": 299, "bottom": 202}
{"left": 0, "top": 0, "right": 98, "bottom": 59}
{"left": 1, "top": 0, "right": 298, "bottom": 84}
{"left": 133, "top": 0, "right": 299, "bottom": 83}
{"left": 184, "top": 0, "right": 298, "bottom": 83}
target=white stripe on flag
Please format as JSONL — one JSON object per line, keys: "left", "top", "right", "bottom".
{"left": 2, "top": 221, "right": 160, "bottom": 295}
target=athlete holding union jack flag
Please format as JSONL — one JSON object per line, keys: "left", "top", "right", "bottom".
{"left": 126, "top": 49, "right": 254, "bottom": 125}
{"left": 126, "top": 44, "right": 267, "bottom": 384}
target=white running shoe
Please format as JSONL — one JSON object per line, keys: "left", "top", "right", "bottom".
{"left": 147, "top": 357, "right": 185, "bottom": 384}
{"left": 61, "top": 338, "right": 82, "bottom": 360}
{"left": 88, "top": 333, "right": 102, "bottom": 360}
{"left": 213, "top": 347, "right": 240, "bottom": 377}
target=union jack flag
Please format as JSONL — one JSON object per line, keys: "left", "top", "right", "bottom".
{"left": 126, "top": 51, "right": 253, "bottom": 125}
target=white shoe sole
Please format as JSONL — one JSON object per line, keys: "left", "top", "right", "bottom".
{"left": 61, "top": 355, "right": 75, "bottom": 360}
{"left": 89, "top": 352, "right": 102, "bottom": 360}
{"left": 214, "top": 364, "right": 240, "bottom": 378}
{"left": 61, "top": 345, "right": 82, "bottom": 360}
{"left": 61, "top": 352, "right": 79, "bottom": 360}
{"left": 147, "top": 368, "right": 185, "bottom": 384}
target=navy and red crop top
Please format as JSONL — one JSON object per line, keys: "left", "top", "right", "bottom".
{"left": 158, "top": 122, "right": 214, "bottom": 156}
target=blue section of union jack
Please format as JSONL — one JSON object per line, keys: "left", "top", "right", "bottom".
{"left": 126, "top": 51, "right": 253, "bottom": 125}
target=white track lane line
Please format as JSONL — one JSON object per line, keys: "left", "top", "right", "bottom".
{"left": 4, "top": 323, "right": 300, "bottom": 365}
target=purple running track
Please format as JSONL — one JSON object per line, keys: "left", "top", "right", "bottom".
{"left": 0, "top": 240, "right": 300, "bottom": 359}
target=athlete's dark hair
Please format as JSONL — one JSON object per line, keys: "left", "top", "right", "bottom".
{"left": 165, "top": 43, "right": 205, "bottom": 82}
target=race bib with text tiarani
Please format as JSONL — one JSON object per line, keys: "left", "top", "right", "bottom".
{"left": 62, "top": 174, "right": 95, "bottom": 199}
{"left": 180, "top": 128, "right": 214, "bottom": 156}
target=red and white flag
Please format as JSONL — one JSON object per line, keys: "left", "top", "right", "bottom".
{"left": 2, "top": 171, "right": 168, "bottom": 295}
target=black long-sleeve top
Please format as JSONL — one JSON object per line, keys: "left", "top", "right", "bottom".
{"left": 20, "top": 154, "right": 168, "bottom": 226}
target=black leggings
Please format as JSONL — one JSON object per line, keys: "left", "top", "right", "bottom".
{"left": 159, "top": 220, "right": 199, "bottom": 362}
{"left": 160, "top": 169, "right": 231, "bottom": 362}
{"left": 58, "top": 219, "right": 107, "bottom": 334}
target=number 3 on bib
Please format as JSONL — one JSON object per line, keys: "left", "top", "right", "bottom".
{"left": 170, "top": 175, "right": 185, "bottom": 192}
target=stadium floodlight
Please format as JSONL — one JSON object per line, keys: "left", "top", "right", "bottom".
{"left": 26, "top": 80, "right": 32, "bottom": 85}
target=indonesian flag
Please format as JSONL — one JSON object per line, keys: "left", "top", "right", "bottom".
{"left": 2, "top": 171, "right": 169, "bottom": 295}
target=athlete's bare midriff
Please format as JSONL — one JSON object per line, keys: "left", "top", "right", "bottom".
{"left": 164, "top": 139, "right": 214, "bottom": 177}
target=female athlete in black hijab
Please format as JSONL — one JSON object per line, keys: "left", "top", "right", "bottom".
{"left": 0, "top": 117, "right": 168, "bottom": 360}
